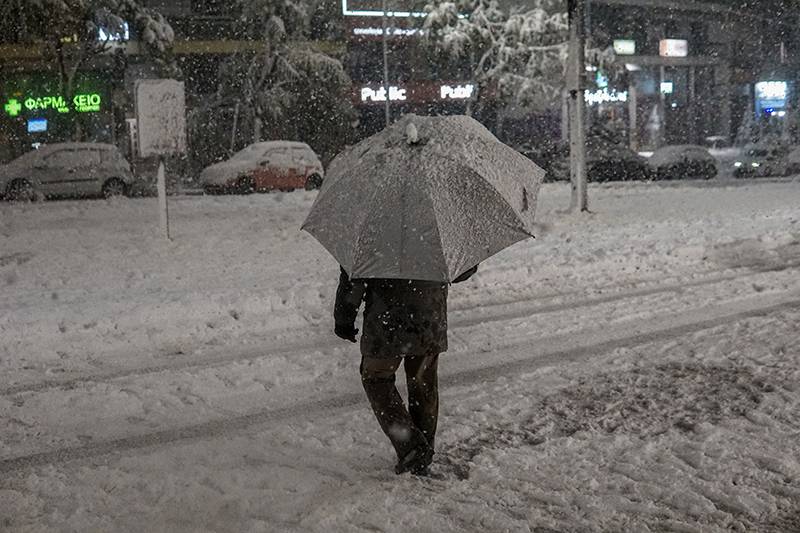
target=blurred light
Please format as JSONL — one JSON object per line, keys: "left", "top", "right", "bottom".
{"left": 659, "top": 39, "right": 689, "bottom": 58}
{"left": 625, "top": 63, "right": 641, "bottom": 72}
{"left": 98, "top": 22, "right": 129, "bottom": 42}
{"left": 585, "top": 65, "right": 598, "bottom": 72}
{"left": 27, "top": 118, "right": 47, "bottom": 133}
{"left": 777, "top": 111, "right": 787, "bottom": 117}
{"left": 734, "top": 161, "right": 743, "bottom": 168}
{"left": 671, "top": 102, "right": 678, "bottom": 108}
{"left": 755, "top": 81, "right": 787, "bottom": 100}
{"left": 752, "top": 162, "right": 761, "bottom": 168}
{"left": 342, "top": 0, "right": 434, "bottom": 17}
{"left": 613, "top": 39, "right": 636, "bottom": 55}
{"left": 595, "top": 71, "right": 609, "bottom": 89}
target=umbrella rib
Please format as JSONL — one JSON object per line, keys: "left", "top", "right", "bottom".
{"left": 416, "top": 168, "right": 449, "bottom": 281}
{"left": 350, "top": 159, "right": 395, "bottom": 277}
{"left": 434, "top": 156, "right": 535, "bottom": 235}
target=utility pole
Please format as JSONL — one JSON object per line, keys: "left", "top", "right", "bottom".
{"left": 567, "top": 0, "right": 588, "bottom": 212}
{"left": 381, "top": 0, "right": 391, "bottom": 127}
{"left": 628, "top": 82, "right": 638, "bottom": 151}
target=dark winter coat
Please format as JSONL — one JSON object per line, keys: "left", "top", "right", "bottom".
{"left": 334, "top": 266, "right": 477, "bottom": 358}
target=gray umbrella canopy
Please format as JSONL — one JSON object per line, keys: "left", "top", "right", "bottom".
{"left": 302, "top": 114, "right": 545, "bottom": 282}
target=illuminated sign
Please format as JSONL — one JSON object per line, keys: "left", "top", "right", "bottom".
{"left": 342, "top": 0, "right": 465, "bottom": 18}
{"left": 755, "top": 81, "right": 787, "bottom": 101}
{"left": 584, "top": 88, "right": 628, "bottom": 106}
{"left": 352, "top": 27, "right": 422, "bottom": 36}
{"left": 755, "top": 81, "right": 788, "bottom": 116}
{"left": 613, "top": 39, "right": 636, "bottom": 55}
{"left": 440, "top": 84, "right": 475, "bottom": 100}
{"left": 659, "top": 39, "right": 688, "bottom": 58}
{"left": 73, "top": 93, "right": 102, "bottom": 112}
{"left": 660, "top": 81, "right": 674, "bottom": 94}
{"left": 343, "top": 0, "right": 426, "bottom": 17}
{"left": 4, "top": 98, "right": 22, "bottom": 117}
{"left": 27, "top": 118, "right": 48, "bottom": 133}
{"left": 3, "top": 93, "right": 102, "bottom": 116}
{"left": 24, "top": 95, "right": 70, "bottom": 113}
{"left": 360, "top": 86, "right": 407, "bottom": 102}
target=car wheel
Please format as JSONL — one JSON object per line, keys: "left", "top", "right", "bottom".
{"left": 305, "top": 174, "right": 323, "bottom": 190}
{"left": 235, "top": 176, "right": 255, "bottom": 195}
{"left": 102, "top": 178, "right": 127, "bottom": 198}
{"left": 6, "top": 179, "right": 38, "bottom": 202}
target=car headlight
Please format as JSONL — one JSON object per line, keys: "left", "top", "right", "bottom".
{"left": 734, "top": 161, "right": 743, "bottom": 168}
{"left": 752, "top": 162, "right": 760, "bottom": 168}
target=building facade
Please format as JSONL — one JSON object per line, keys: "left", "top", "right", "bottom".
{"left": 587, "top": 0, "right": 800, "bottom": 150}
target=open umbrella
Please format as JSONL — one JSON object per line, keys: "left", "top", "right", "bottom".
{"left": 302, "top": 114, "right": 545, "bottom": 282}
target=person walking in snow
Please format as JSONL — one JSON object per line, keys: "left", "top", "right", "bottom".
{"left": 333, "top": 264, "right": 478, "bottom": 476}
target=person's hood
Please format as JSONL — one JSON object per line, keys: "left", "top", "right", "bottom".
{"left": 200, "top": 159, "right": 255, "bottom": 186}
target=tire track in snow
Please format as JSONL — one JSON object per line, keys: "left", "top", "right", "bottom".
{"left": 2, "top": 295, "right": 798, "bottom": 474}
{"left": 2, "top": 265, "right": 785, "bottom": 397}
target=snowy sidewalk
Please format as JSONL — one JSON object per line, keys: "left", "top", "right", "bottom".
{"left": 1, "top": 180, "right": 800, "bottom": 531}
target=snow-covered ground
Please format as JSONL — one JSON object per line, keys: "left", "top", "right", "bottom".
{"left": 1, "top": 178, "right": 799, "bottom": 532}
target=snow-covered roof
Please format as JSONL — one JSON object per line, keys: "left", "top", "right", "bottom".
{"left": 251, "top": 141, "right": 313, "bottom": 151}
{"left": 33, "top": 142, "right": 119, "bottom": 152}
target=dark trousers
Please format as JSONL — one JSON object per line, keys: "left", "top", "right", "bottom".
{"left": 360, "top": 354, "right": 439, "bottom": 459}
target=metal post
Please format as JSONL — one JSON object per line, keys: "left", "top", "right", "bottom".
{"left": 381, "top": 0, "right": 391, "bottom": 127}
{"left": 629, "top": 81, "right": 638, "bottom": 151}
{"left": 688, "top": 65, "right": 696, "bottom": 144}
{"left": 157, "top": 158, "right": 170, "bottom": 240}
{"left": 230, "top": 102, "right": 240, "bottom": 154}
{"left": 568, "top": 0, "right": 588, "bottom": 213}
{"left": 659, "top": 65, "right": 667, "bottom": 147}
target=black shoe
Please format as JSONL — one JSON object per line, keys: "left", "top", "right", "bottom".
{"left": 395, "top": 445, "right": 434, "bottom": 476}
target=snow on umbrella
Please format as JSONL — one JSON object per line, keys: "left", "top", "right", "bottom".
{"left": 302, "top": 114, "right": 545, "bottom": 282}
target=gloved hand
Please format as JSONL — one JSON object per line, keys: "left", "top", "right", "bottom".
{"left": 334, "top": 324, "right": 359, "bottom": 343}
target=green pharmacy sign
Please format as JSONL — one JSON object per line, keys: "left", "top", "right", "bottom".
{"left": 3, "top": 93, "right": 103, "bottom": 117}
{"left": 4, "top": 98, "right": 22, "bottom": 117}
{"left": 24, "top": 95, "right": 70, "bottom": 113}
{"left": 73, "top": 93, "right": 101, "bottom": 112}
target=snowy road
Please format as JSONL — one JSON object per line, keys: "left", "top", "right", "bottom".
{"left": 1, "top": 179, "right": 800, "bottom": 531}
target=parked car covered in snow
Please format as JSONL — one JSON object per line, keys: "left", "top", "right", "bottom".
{"left": 648, "top": 145, "right": 718, "bottom": 180}
{"left": 0, "top": 143, "right": 134, "bottom": 201}
{"left": 586, "top": 143, "right": 650, "bottom": 182}
{"left": 732, "top": 143, "right": 800, "bottom": 178}
{"left": 518, "top": 139, "right": 649, "bottom": 182}
{"left": 200, "top": 141, "right": 324, "bottom": 194}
